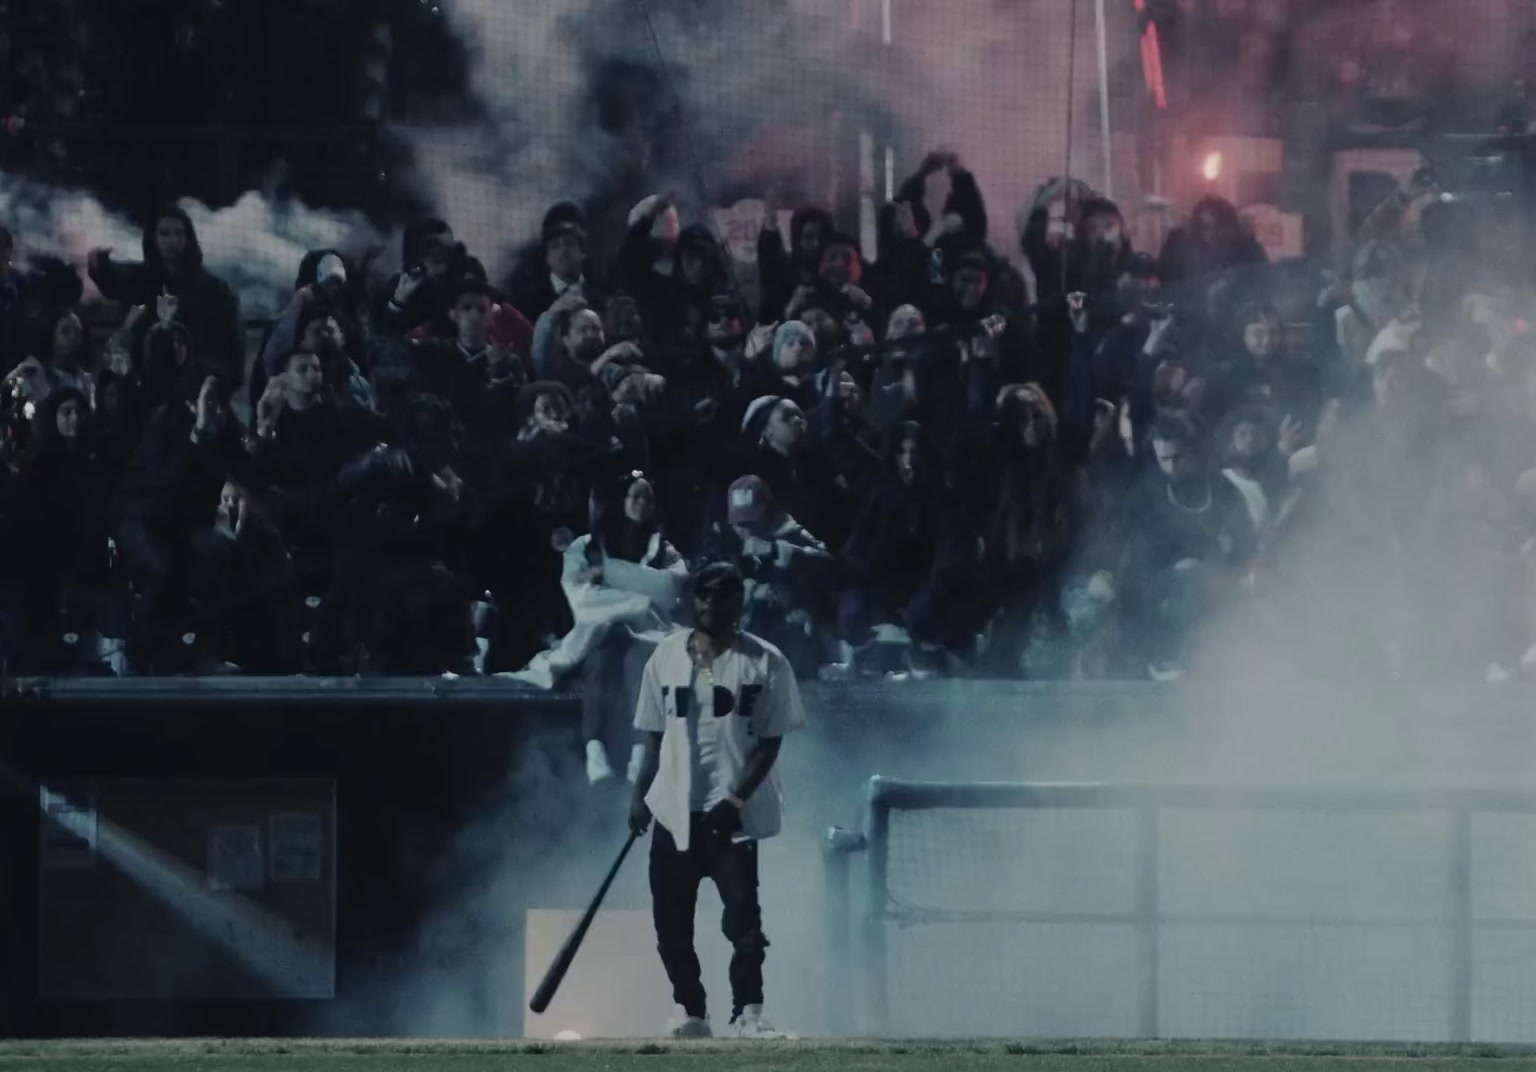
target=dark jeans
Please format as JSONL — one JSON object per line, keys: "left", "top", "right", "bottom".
{"left": 650, "top": 814, "right": 767, "bottom": 1021}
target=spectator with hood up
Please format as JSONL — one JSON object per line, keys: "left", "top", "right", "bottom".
{"left": 757, "top": 199, "right": 835, "bottom": 329}
{"left": 507, "top": 202, "right": 604, "bottom": 323}
{"left": 780, "top": 231, "right": 875, "bottom": 328}
{"left": 11, "top": 387, "right": 115, "bottom": 671}
{"left": 621, "top": 194, "right": 729, "bottom": 346}
{"left": 1156, "top": 196, "right": 1268, "bottom": 294}
{"left": 87, "top": 205, "right": 243, "bottom": 386}
{"left": 258, "top": 250, "right": 365, "bottom": 390}
{"left": 969, "top": 384, "right": 1079, "bottom": 676}
{"left": 896, "top": 151, "right": 989, "bottom": 249}
{"left": 113, "top": 374, "right": 250, "bottom": 672}
{"left": 379, "top": 218, "right": 482, "bottom": 339}
{"left": 3, "top": 306, "right": 95, "bottom": 405}
{"left": 1, "top": 225, "right": 85, "bottom": 377}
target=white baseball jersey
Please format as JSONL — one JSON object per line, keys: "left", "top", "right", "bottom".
{"left": 634, "top": 628, "right": 806, "bottom": 852}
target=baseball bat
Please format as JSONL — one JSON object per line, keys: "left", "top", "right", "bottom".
{"left": 528, "top": 829, "right": 640, "bottom": 1014}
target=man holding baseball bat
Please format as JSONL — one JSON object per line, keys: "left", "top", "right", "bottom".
{"left": 629, "top": 561, "right": 805, "bottom": 1039}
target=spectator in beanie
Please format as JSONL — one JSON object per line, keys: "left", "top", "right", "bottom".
{"left": 507, "top": 202, "right": 603, "bottom": 323}
{"left": 87, "top": 205, "right": 243, "bottom": 386}
{"left": 760, "top": 321, "right": 821, "bottom": 410}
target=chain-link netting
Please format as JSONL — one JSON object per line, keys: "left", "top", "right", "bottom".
{"left": 877, "top": 799, "right": 1536, "bottom": 1041}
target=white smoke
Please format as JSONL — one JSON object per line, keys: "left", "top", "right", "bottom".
{"left": 0, "top": 178, "right": 380, "bottom": 319}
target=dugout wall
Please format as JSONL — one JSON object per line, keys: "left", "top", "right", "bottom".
{"left": 0, "top": 677, "right": 578, "bottom": 1039}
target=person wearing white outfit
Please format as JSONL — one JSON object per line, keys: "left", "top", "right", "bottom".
{"left": 628, "top": 561, "right": 805, "bottom": 1039}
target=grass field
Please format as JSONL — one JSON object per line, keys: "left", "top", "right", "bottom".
{"left": 6, "top": 1039, "right": 1536, "bottom": 1072}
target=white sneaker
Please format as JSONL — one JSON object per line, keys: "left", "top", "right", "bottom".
{"left": 665, "top": 1012, "right": 712, "bottom": 1038}
{"left": 625, "top": 742, "right": 646, "bottom": 784}
{"left": 730, "top": 1004, "right": 793, "bottom": 1039}
{"left": 585, "top": 741, "right": 615, "bottom": 785}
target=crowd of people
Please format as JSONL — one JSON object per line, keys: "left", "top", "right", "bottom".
{"left": 3, "top": 144, "right": 1536, "bottom": 755}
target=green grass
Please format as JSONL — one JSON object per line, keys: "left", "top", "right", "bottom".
{"left": 4, "top": 1039, "right": 1536, "bottom": 1072}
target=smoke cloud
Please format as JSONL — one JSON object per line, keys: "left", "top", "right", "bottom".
{"left": 0, "top": 178, "right": 380, "bottom": 319}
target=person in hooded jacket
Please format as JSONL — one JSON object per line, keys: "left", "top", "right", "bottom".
{"left": 1156, "top": 196, "right": 1268, "bottom": 296}
{"left": 11, "top": 387, "right": 115, "bottom": 670}
{"left": 960, "top": 383, "right": 1081, "bottom": 676}
{"left": 251, "top": 349, "right": 393, "bottom": 568}
{"left": 757, "top": 201, "right": 835, "bottom": 330}
{"left": 87, "top": 205, "right": 243, "bottom": 386}
{"left": 256, "top": 249, "right": 366, "bottom": 395}
{"left": 3, "top": 306, "right": 95, "bottom": 405}
{"left": 1, "top": 226, "right": 84, "bottom": 378}
{"left": 891, "top": 150, "right": 990, "bottom": 275}
{"left": 505, "top": 202, "right": 608, "bottom": 323}
{"left": 1019, "top": 176, "right": 1098, "bottom": 308}
{"left": 837, "top": 420, "right": 974, "bottom": 663}
{"left": 620, "top": 195, "right": 730, "bottom": 346}
{"left": 378, "top": 218, "right": 488, "bottom": 340}
{"left": 113, "top": 373, "right": 251, "bottom": 671}
{"left": 778, "top": 231, "right": 877, "bottom": 328}
{"left": 186, "top": 480, "right": 298, "bottom": 674}
{"left": 866, "top": 201, "right": 940, "bottom": 317}
{"left": 924, "top": 246, "right": 1055, "bottom": 420}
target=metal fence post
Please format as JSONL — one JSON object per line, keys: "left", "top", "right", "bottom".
{"left": 862, "top": 777, "right": 891, "bottom": 1037}
{"left": 1449, "top": 807, "right": 1472, "bottom": 1042}
{"left": 823, "top": 826, "right": 866, "bottom": 1038}
{"left": 1136, "top": 802, "right": 1160, "bottom": 1038}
